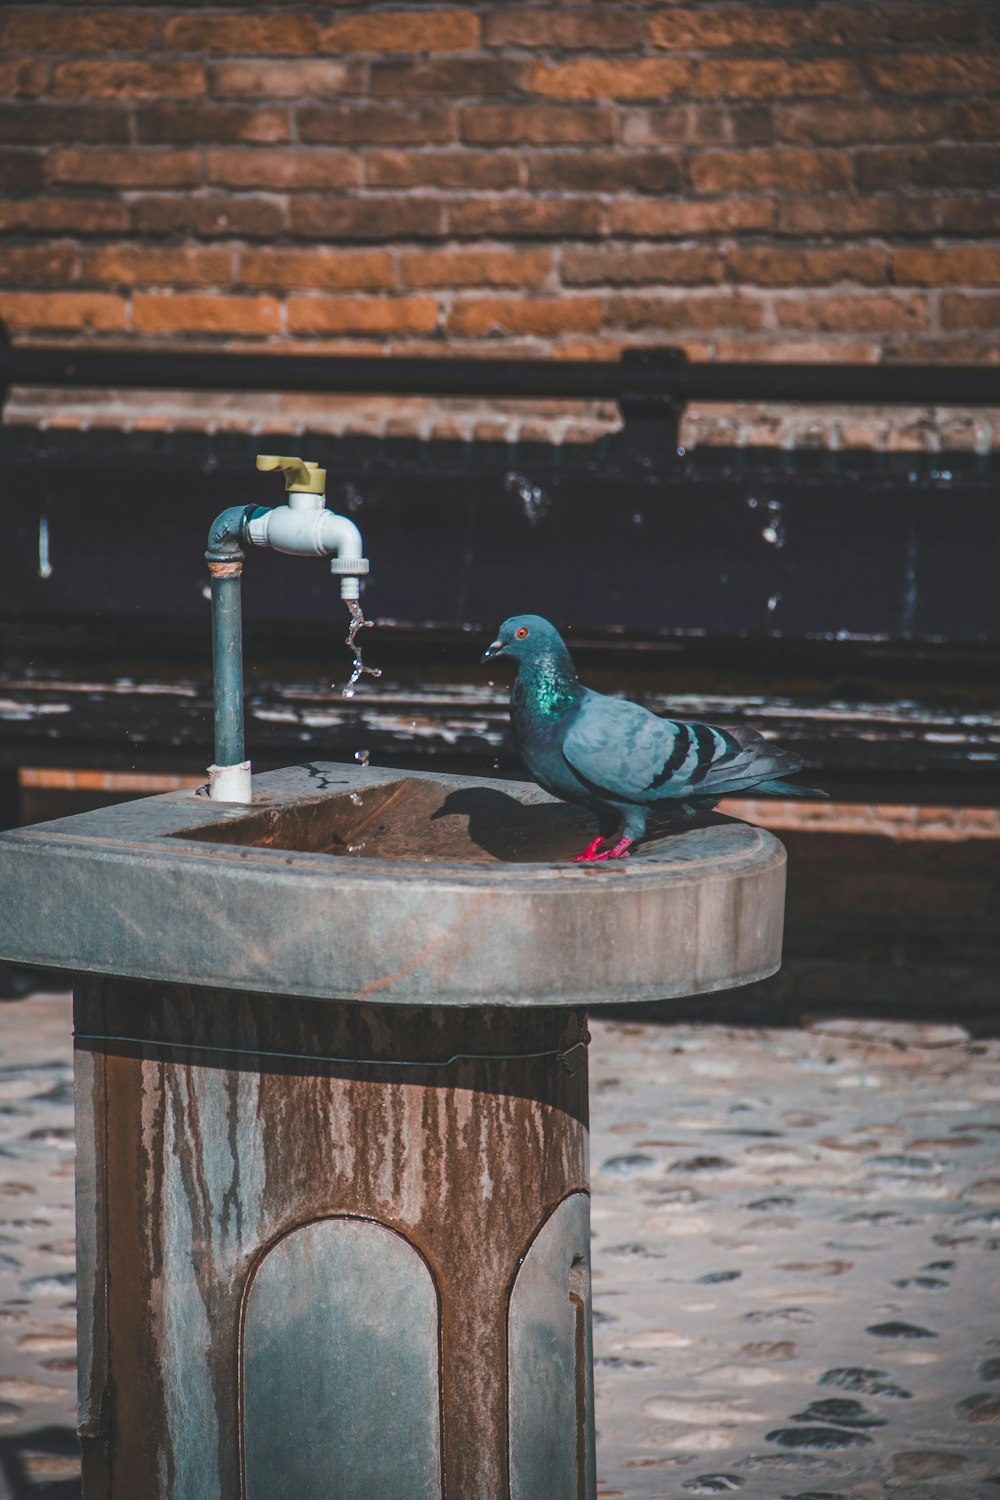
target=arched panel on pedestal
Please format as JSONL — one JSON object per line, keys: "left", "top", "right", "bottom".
{"left": 508, "top": 1191, "right": 596, "bottom": 1500}
{"left": 241, "top": 1216, "right": 442, "bottom": 1500}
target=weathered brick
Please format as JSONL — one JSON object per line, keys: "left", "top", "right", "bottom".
{"left": 562, "top": 245, "right": 724, "bottom": 286}
{"left": 857, "top": 146, "right": 1000, "bottom": 191}
{"left": 210, "top": 60, "right": 359, "bottom": 100}
{"left": 815, "top": 4, "right": 986, "bottom": 46}
{"left": 399, "top": 247, "right": 552, "bottom": 289}
{"left": 321, "top": 11, "right": 480, "bottom": 52}
{"left": 290, "top": 197, "right": 445, "bottom": 240}
{"left": 205, "top": 148, "right": 359, "bottom": 191}
{"left": 692, "top": 148, "right": 851, "bottom": 193}
{"left": 697, "top": 58, "right": 859, "bottom": 99}
{"left": 132, "top": 195, "right": 286, "bottom": 240}
{"left": 52, "top": 61, "right": 205, "bottom": 100}
{"left": 941, "top": 293, "right": 1000, "bottom": 330}
{"left": 460, "top": 104, "right": 613, "bottom": 145}
{"left": 49, "top": 148, "right": 200, "bottom": 188}
{"left": 448, "top": 196, "right": 604, "bottom": 238}
{"left": 365, "top": 150, "right": 519, "bottom": 190}
{"left": 0, "top": 103, "right": 129, "bottom": 144}
{"left": 0, "top": 196, "right": 128, "bottom": 235}
{"left": 606, "top": 292, "right": 765, "bottom": 332}
{"left": 300, "top": 103, "right": 455, "bottom": 145}
{"left": 133, "top": 293, "right": 282, "bottom": 336}
{"left": 447, "top": 296, "right": 603, "bottom": 337}
{"left": 0, "top": 59, "right": 48, "bottom": 98}
{"left": 893, "top": 248, "right": 1000, "bottom": 286}
{"left": 776, "top": 194, "right": 936, "bottom": 237}
{"left": 241, "top": 248, "right": 396, "bottom": 292}
{"left": 0, "top": 243, "right": 77, "bottom": 286}
{"left": 527, "top": 151, "right": 683, "bottom": 194}
{"left": 0, "top": 290, "right": 125, "bottom": 332}
{"left": 529, "top": 59, "right": 693, "bottom": 100}
{"left": 728, "top": 247, "right": 887, "bottom": 286}
{"left": 622, "top": 103, "right": 773, "bottom": 147}
{"left": 773, "top": 292, "right": 929, "bottom": 331}
{"left": 286, "top": 295, "right": 440, "bottom": 336}
{"left": 137, "top": 105, "right": 290, "bottom": 145}
{"left": 649, "top": 7, "right": 813, "bottom": 50}
{"left": 948, "top": 99, "right": 1000, "bottom": 139}
{"left": 776, "top": 100, "right": 946, "bottom": 144}
{"left": 370, "top": 59, "right": 521, "bottom": 96}
{"left": 611, "top": 198, "right": 774, "bottom": 236}
{"left": 888, "top": 333, "right": 1000, "bottom": 363}
{"left": 713, "top": 333, "right": 880, "bottom": 363}
{"left": 0, "top": 148, "right": 45, "bottom": 191}
{"left": 935, "top": 199, "right": 1000, "bottom": 236}
{"left": 870, "top": 54, "right": 1000, "bottom": 93}
{"left": 483, "top": 9, "right": 640, "bottom": 50}
{"left": 82, "top": 246, "right": 233, "bottom": 288}
{"left": 2, "top": 9, "right": 159, "bottom": 52}
{"left": 163, "top": 14, "right": 319, "bottom": 54}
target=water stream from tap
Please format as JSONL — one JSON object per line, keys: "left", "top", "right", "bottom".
{"left": 341, "top": 598, "right": 383, "bottom": 699}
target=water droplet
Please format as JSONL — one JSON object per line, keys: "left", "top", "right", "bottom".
{"left": 767, "top": 593, "right": 781, "bottom": 612}
{"left": 340, "top": 599, "right": 382, "bottom": 699}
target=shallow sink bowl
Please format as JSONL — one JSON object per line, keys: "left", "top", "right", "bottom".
{"left": 0, "top": 762, "right": 786, "bottom": 1008}
{"left": 172, "top": 774, "right": 600, "bottom": 863}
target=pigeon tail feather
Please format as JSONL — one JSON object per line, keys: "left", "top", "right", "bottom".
{"left": 745, "top": 777, "right": 828, "bottom": 799}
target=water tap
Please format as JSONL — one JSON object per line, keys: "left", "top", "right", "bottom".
{"left": 247, "top": 455, "right": 369, "bottom": 600}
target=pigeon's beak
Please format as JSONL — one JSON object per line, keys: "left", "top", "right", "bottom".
{"left": 482, "top": 639, "right": 505, "bottom": 661}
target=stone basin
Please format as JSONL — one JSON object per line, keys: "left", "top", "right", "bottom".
{"left": 0, "top": 761, "right": 785, "bottom": 1008}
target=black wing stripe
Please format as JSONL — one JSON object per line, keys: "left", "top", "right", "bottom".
{"left": 649, "top": 723, "right": 691, "bottom": 790}
{"left": 689, "top": 723, "right": 722, "bottom": 784}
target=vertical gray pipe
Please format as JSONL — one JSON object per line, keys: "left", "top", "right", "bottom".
{"left": 206, "top": 506, "right": 254, "bottom": 774}
{"left": 210, "top": 567, "right": 245, "bottom": 769}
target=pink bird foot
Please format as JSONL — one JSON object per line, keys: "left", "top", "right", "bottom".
{"left": 570, "top": 835, "right": 634, "bottom": 862}
{"left": 570, "top": 835, "right": 608, "bottom": 862}
{"left": 589, "top": 836, "right": 634, "bottom": 862}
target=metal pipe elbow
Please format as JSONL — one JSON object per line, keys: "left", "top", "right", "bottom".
{"left": 206, "top": 505, "right": 252, "bottom": 563}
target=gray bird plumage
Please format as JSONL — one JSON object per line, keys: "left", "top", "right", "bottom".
{"left": 484, "top": 613, "right": 823, "bottom": 861}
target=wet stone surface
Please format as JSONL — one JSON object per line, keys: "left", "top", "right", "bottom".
{"left": 2, "top": 995, "right": 1000, "bottom": 1496}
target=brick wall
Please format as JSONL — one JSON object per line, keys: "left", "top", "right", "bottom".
{"left": 2, "top": 2, "right": 999, "bottom": 443}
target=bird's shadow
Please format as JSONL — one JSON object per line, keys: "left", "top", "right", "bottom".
{"left": 431, "top": 787, "right": 734, "bottom": 864}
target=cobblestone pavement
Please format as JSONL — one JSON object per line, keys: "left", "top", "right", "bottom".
{"left": 1, "top": 992, "right": 999, "bottom": 1498}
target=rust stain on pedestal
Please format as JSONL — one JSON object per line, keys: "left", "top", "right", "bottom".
{"left": 78, "top": 978, "right": 589, "bottom": 1499}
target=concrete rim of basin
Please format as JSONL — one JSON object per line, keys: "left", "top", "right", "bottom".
{"left": 0, "top": 763, "right": 787, "bottom": 1008}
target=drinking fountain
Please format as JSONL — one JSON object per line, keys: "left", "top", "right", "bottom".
{"left": 0, "top": 457, "right": 787, "bottom": 1500}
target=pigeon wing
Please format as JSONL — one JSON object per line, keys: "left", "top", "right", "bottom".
{"left": 562, "top": 698, "right": 802, "bottom": 803}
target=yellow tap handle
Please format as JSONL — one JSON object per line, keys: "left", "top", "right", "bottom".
{"left": 255, "top": 455, "right": 326, "bottom": 494}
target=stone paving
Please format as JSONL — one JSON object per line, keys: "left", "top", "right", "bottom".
{"left": 1, "top": 991, "right": 999, "bottom": 1497}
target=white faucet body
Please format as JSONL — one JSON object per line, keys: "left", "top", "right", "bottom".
{"left": 246, "top": 493, "right": 368, "bottom": 599}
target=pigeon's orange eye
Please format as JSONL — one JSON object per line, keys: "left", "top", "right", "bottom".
{"left": 515, "top": 626, "right": 529, "bottom": 639}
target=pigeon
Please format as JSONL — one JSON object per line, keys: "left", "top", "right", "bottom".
{"left": 483, "top": 614, "right": 824, "bottom": 862}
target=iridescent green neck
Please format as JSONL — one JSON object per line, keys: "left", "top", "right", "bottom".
{"left": 523, "top": 653, "right": 580, "bottom": 720}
